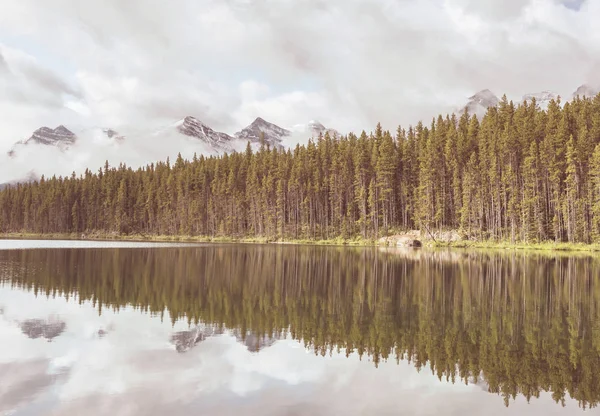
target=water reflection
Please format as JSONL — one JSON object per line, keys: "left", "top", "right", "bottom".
{"left": 1, "top": 244, "right": 599, "bottom": 414}
{"left": 20, "top": 318, "right": 66, "bottom": 341}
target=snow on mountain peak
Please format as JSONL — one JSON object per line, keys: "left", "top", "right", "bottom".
{"left": 290, "top": 120, "right": 339, "bottom": 139}
{"left": 460, "top": 89, "right": 500, "bottom": 118}
{"left": 28, "top": 125, "right": 77, "bottom": 148}
{"left": 469, "top": 89, "right": 500, "bottom": 107}
{"left": 234, "top": 117, "right": 290, "bottom": 148}
{"left": 572, "top": 84, "right": 600, "bottom": 99}
{"left": 521, "top": 90, "right": 560, "bottom": 110}
{"left": 176, "top": 116, "right": 235, "bottom": 151}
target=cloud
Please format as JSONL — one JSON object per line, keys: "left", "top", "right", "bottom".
{"left": 0, "top": 44, "right": 79, "bottom": 107}
{"left": 1, "top": 0, "right": 600, "bottom": 176}
{"left": 0, "top": 359, "right": 63, "bottom": 413}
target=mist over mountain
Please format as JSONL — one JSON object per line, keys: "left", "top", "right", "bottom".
{"left": 2, "top": 82, "right": 600, "bottom": 187}
{"left": 0, "top": 116, "right": 340, "bottom": 185}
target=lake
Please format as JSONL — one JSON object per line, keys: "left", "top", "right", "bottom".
{"left": 1, "top": 240, "right": 599, "bottom": 415}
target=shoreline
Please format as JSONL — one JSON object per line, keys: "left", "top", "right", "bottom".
{"left": 1, "top": 232, "right": 600, "bottom": 253}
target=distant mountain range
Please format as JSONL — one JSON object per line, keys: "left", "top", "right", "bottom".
{"left": 460, "top": 84, "right": 600, "bottom": 118}
{"left": 7, "top": 126, "right": 123, "bottom": 157}
{"left": 170, "top": 324, "right": 281, "bottom": 353}
{"left": 6, "top": 117, "right": 339, "bottom": 159}
{"left": 3, "top": 83, "right": 599, "bottom": 187}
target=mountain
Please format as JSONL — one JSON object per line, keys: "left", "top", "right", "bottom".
{"left": 234, "top": 117, "right": 290, "bottom": 149}
{"left": 522, "top": 90, "right": 559, "bottom": 110}
{"left": 461, "top": 89, "right": 500, "bottom": 117}
{"left": 169, "top": 325, "right": 281, "bottom": 353}
{"left": 103, "top": 128, "right": 125, "bottom": 142}
{"left": 7, "top": 125, "right": 122, "bottom": 158}
{"left": 234, "top": 330, "right": 279, "bottom": 353}
{"left": 170, "top": 325, "right": 223, "bottom": 353}
{"left": 290, "top": 120, "right": 340, "bottom": 139}
{"left": 12, "top": 125, "right": 78, "bottom": 153}
{"left": 29, "top": 125, "right": 76, "bottom": 147}
{"left": 175, "top": 116, "right": 235, "bottom": 151}
{"left": 572, "top": 84, "right": 599, "bottom": 99}
{"left": 0, "top": 170, "right": 38, "bottom": 189}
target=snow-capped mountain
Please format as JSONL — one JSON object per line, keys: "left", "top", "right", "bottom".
{"left": 460, "top": 89, "right": 500, "bottom": 118}
{"left": 572, "top": 84, "right": 599, "bottom": 99}
{"left": 175, "top": 116, "right": 236, "bottom": 152}
{"left": 7, "top": 126, "right": 123, "bottom": 157}
{"left": 522, "top": 90, "right": 560, "bottom": 110}
{"left": 290, "top": 120, "right": 339, "bottom": 138}
{"left": 234, "top": 117, "right": 290, "bottom": 149}
{"left": 27, "top": 125, "right": 76, "bottom": 148}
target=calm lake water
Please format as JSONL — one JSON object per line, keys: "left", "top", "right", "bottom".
{"left": 1, "top": 240, "right": 600, "bottom": 416}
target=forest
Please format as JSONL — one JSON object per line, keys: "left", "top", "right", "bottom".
{"left": 2, "top": 94, "right": 600, "bottom": 243}
{"left": 2, "top": 246, "right": 599, "bottom": 407}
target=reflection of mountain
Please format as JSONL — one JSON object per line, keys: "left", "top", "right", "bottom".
{"left": 19, "top": 318, "right": 66, "bottom": 341}
{"left": 232, "top": 329, "right": 280, "bottom": 353}
{"left": 170, "top": 325, "right": 223, "bottom": 353}
{"left": 1, "top": 247, "right": 600, "bottom": 408}
{"left": 170, "top": 325, "right": 280, "bottom": 353}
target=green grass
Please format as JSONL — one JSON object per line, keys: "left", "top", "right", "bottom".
{"left": 2, "top": 232, "right": 600, "bottom": 252}
{"left": 430, "top": 239, "right": 600, "bottom": 252}
{"left": 0, "top": 232, "right": 378, "bottom": 247}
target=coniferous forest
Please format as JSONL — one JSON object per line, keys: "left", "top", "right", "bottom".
{"left": 3, "top": 94, "right": 600, "bottom": 243}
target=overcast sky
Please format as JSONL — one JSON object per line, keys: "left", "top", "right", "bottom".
{"left": 0, "top": 0, "right": 599, "bottom": 148}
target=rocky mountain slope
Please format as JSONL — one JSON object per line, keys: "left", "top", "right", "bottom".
{"left": 7, "top": 126, "right": 123, "bottom": 157}
{"left": 572, "top": 84, "right": 600, "bottom": 99}
{"left": 290, "top": 120, "right": 339, "bottom": 139}
{"left": 8, "top": 125, "right": 77, "bottom": 155}
{"left": 234, "top": 117, "right": 290, "bottom": 149}
{"left": 461, "top": 84, "right": 600, "bottom": 117}
{"left": 175, "top": 116, "right": 235, "bottom": 152}
{"left": 460, "top": 89, "right": 500, "bottom": 118}
{"left": 521, "top": 90, "right": 559, "bottom": 110}
{"left": 2, "top": 117, "right": 339, "bottom": 186}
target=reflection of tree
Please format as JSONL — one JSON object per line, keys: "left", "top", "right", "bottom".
{"left": 1, "top": 247, "right": 600, "bottom": 408}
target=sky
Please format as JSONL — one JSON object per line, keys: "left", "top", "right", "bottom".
{"left": 0, "top": 277, "right": 590, "bottom": 416}
{"left": 1, "top": 0, "right": 600, "bottom": 181}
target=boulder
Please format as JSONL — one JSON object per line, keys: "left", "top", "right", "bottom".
{"left": 397, "top": 238, "right": 422, "bottom": 248}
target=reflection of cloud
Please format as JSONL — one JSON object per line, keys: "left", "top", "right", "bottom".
{"left": 0, "top": 284, "right": 587, "bottom": 416}
{"left": 0, "top": 359, "right": 66, "bottom": 414}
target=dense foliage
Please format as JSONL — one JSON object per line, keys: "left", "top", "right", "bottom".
{"left": 3, "top": 94, "right": 600, "bottom": 242}
{"left": 2, "top": 246, "right": 600, "bottom": 407}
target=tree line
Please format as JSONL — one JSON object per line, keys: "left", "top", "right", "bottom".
{"left": 2, "top": 94, "right": 600, "bottom": 242}
{"left": 2, "top": 246, "right": 600, "bottom": 407}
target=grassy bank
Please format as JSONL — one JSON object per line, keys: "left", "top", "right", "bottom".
{"left": 431, "top": 240, "right": 600, "bottom": 252}
{"left": 0, "top": 232, "right": 377, "bottom": 246}
{"left": 2, "top": 232, "right": 600, "bottom": 252}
